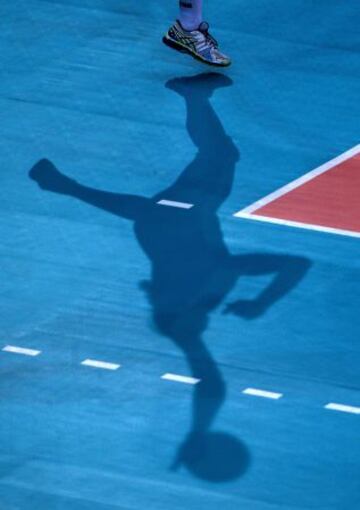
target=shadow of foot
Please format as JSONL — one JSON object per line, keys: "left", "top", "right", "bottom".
{"left": 166, "top": 72, "right": 233, "bottom": 98}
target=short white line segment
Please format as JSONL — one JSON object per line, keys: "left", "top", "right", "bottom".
{"left": 243, "top": 388, "right": 283, "bottom": 400}
{"left": 161, "top": 373, "right": 201, "bottom": 385}
{"left": 81, "top": 359, "right": 121, "bottom": 371}
{"left": 157, "top": 199, "right": 194, "bottom": 209}
{"left": 325, "top": 403, "right": 360, "bottom": 415}
{"left": 2, "top": 345, "right": 41, "bottom": 356}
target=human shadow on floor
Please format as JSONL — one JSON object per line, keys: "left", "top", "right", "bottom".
{"left": 29, "top": 72, "right": 311, "bottom": 483}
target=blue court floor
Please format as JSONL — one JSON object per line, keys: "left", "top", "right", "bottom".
{"left": 0, "top": 1, "right": 359, "bottom": 509}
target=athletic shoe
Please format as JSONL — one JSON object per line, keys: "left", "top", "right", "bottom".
{"left": 163, "top": 20, "right": 231, "bottom": 67}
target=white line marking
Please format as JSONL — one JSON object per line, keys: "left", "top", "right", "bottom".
{"left": 81, "top": 359, "right": 121, "bottom": 371}
{"left": 235, "top": 212, "right": 360, "bottom": 239}
{"left": 243, "top": 388, "right": 283, "bottom": 399}
{"left": 235, "top": 144, "right": 360, "bottom": 215}
{"left": 157, "top": 199, "right": 194, "bottom": 209}
{"left": 2, "top": 345, "right": 41, "bottom": 356}
{"left": 325, "top": 403, "right": 360, "bottom": 415}
{"left": 161, "top": 373, "right": 200, "bottom": 385}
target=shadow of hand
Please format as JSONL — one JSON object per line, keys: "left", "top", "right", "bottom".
{"left": 29, "top": 159, "right": 77, "bottom": 194}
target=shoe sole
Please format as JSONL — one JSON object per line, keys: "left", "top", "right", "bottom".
{"left": 162, "top": 35, "right": 231, "bottom": 68}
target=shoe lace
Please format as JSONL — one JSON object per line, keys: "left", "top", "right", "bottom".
{"left": 198, "top": 22, "right": 218, "bottom": 48}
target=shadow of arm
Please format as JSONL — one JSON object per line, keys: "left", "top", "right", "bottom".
{"left": 29, "top": 159, "right": 149, "bottom": 221}
{"left": 224, "top": 254, "right": 311, "bottom": 319}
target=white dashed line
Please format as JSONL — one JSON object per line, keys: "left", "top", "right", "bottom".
{"left": 161, "top": 373, "right": 201, "bottom": 385}
{"left": 157, "top": 199, "right": 194, "bottom": 209}
{"left": 81, "top": 359, "right": 121, "bottom": 371}
{"left": 324, "top": 403, "right": 360, "bottom": 415}
{"left": 1, "top": 345, "right": 358, "bottom": 418}
{"left": 243, "top": 388, "right": 283, "bottom": 400}
{"left": 2, "top": 345, "right": 41, "bottom": 356}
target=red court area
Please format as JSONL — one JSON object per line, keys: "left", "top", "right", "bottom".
{"left": 244, "top": 148, "right": 360, "bottom": 235}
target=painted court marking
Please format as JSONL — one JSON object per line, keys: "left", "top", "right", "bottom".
{"left": 2, "top": 347, "right": 359, "bottom": 416}
{"left": 81, "top": 359, "right": 121, "bottom": 371}
{"left": 234, "top": 144, "right": 360, "bottom": 238}
{"left": 243, "top": 388, "right": 283, "bottom": 400}
{"left": 325, "top": 403, "right": 360, "bottom": 415}
{"left": 157, "top": 199, "right": 194, "bottom": 209}
{"left": 2, "top": 345, "right": 41, "bottom": 356}
{"left": 235, "top": 214, "right": 360, "bottom": 239}
{"left": 161, "top": 373, "right": 201, "bottom": 385}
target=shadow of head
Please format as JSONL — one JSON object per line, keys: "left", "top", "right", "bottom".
{"left": 172, "top": 431, "right": 250, "bottom": 482}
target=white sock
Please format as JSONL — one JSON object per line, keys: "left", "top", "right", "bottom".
{"left": 179, "top": 0, "right": 203, "bottom": 31}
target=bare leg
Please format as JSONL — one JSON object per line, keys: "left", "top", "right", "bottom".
{"left": 179, "top": 0, "right": 203, "bottom": 30}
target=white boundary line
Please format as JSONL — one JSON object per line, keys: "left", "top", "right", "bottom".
{"left": 235, "top": 145, "right": 360, "bottom": 215}
{"left": 234, "top": 144, "right": 360, "bottom": 237}
{"left": 236, "top": 212, "right": 360, "bottom": 239}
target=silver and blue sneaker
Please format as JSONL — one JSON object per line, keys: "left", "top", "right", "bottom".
{"left": 163, "top": 20, "right": 231, "bottom": 67}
